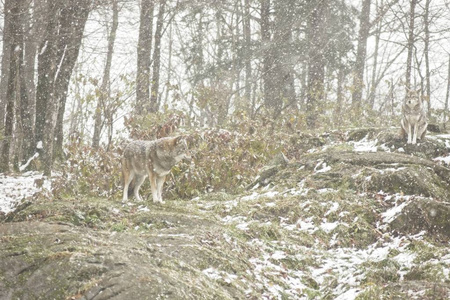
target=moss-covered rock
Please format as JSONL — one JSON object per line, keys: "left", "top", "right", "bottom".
{"left": 390, "top": 199, "right": 450, "bottom": 242}
{"left": 2, "top": 128, "right": 450, "bottom": 299}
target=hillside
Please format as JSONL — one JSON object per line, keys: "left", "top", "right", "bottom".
{"left": 1, "top": 129, "right": 450, "bottom": 299}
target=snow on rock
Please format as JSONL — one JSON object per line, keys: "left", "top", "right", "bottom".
{"left": 434, "top": 155, "right": 450, "bottom": 165}
{"left": 320, "top": 221, "right": 340, "bottom": 233}
{"left": 314, "top": 161, "right": 331, "bottom": 173}
{"left": 240, "top": 190, "right": 279, "bottom": 202}
{"left": 202, "top": 267, "right": 238, "bottom": 284}
{"left": 0, "top": 172, "right": 49, "bottom": 214}
{"left": 381, "top": 199, "right": 411, "bottom": 224}
{"left": 351, "top": 135, "right": 378, "bottom": 152}
{"left": 334, "top": 288, "right": 361, "bottom": 300}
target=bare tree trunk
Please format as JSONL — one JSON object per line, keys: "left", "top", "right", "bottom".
{"left": 261, "top": 0, "right": 276, "bottom": 110}
{"left": 19, "top": 0, "right": 44, "bottom": 164}
{"left": 405, "top": 0, "right": 417, "bottom": 91}
{"left": 368, "top": 0, "right": 381, "bottom": 109}
{"left": 273, "top": 0, "right": 296, "bottom": 116}
{"left": 306, "top": 0, "right": 328, "bottom": 129}
{"left": 243, "top": 0, "right": 252, "bottom": 113}
{"left": 444, "top": 55, "right": 450, "bottom": 129}
{"left": 0, "top": 0, "right": 25, "bottom": 172}
{"left": 35, "top": 1, "right": 59, "bottom": 161}
{"left": 149, "top": 0, "right": 166, "bottom": 113}
{"left": 261, "top": 0, "right": 296, "bottom": 117}
{"left": 0, "top": 1, "right": 12, "bottom": 130}
{"left": 334, "top": 68, "right": 344, "bottom": 127}
{"left": 0, "top": 0, "right": 11, "bottom": 162}
{"left": 34, "top": 0, "right": 91, "bottom": 175}
{"left": 135, "top": 0, "right": 154, "bottom": 115}
{"left": 92, "top": 0, "right": 119, "bottom": 149}
{"left": 163, "top": 21, "right": 173, "bottom": 107}
{"left": 423, "top": 0, "right": 431, "bottom": 117}
{"left": 53, "top": 1, "right": 91, "bottom": 163}
{"left": 352, "top": 0, "right": 371, "bottom": 109}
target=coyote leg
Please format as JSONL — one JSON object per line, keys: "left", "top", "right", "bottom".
{"left": 156, "top": 175, "right": 166, "bottom": 203}
{"left": 148, "top": 172, "right": 159, "bottom": 203}
{"left": 123, "top": 169, "right": 134, "bottom": 202}
{"left": 407, "top": 124, "right": 413, "bottom": 144}
{"left": 412, "top": 123, "right": 418, "bottom": 144}
{"left": 133, "top": 175, "right": 146, "bottom": 202}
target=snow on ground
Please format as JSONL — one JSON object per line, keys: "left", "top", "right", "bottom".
{"left": 0, "top": 172, "right": 49, "bottom": 214}
{"left": 210, "top": 182, "right": 450, "bottom": 299}
{"left": 434, "top": 155, "right": 450, "bottom": 165}
{"left": 351, "top": 135, "right": 378, "bottom": 152}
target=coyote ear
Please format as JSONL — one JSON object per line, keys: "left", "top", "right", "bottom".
{"left": 174, "top": 135, "right": 187, "bottom": 144}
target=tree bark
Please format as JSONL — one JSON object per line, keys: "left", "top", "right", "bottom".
{"left": 35, "top": 1, "right": 60, "bottom": 161}
{"left": 0, "top": 0, "right": 25, "bottom": 172}
{"left": 0, "top": 0, "right": 12, "bottom": 130}
{"left": 272, "top": 0, "right": 296, "bottom": 115}
{"left": 34, "top": 0, "right": 91, "bottom": 175}
{"left": 444, "top": 55, "right": 450, "bottom": 129}
{"left": 135, "top": 0, "right": 154, "bottom": 115}
{"left": 53, "top": 0, "right": 91, "bottom": 164}
{"left": 405, "top": 0, "right": 417, "bottom": 91}
{"left": 306, "top": 0, "right": 328, "bottom": 129}
{"left": 243, "top": 0, "right": 252, "bottom": 113}
{"left": 423, "top": 0, "right": 431, "bottom": 117}
{"left": 92, "top": 0, "right": 119, "bottom": 149}
{"left": 149, "top": 0, "right": 166, "bottom": 113}
{"left": 368, "top": 0, "right": 381, "bottom": 109}
{"left": 261, "top": 0, "right": 276, "bottom": 111}
{"left": 351, "top": 0, "right": 371, "bottom": 109}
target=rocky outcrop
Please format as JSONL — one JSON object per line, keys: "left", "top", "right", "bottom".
{"left": 1, "top": 128, "right": 449, "bottom": 299}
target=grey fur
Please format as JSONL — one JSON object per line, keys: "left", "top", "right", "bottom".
{"left": 122, "top": 136, "right": 190, "bottom": 203}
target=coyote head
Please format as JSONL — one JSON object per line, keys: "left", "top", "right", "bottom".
{"left": 160, "top": 136, "right": 191, "bottom": 161}
{"left": 403, "top": 90, "right": 423, "bottom": 113}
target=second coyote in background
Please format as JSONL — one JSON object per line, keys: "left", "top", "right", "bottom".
{"left": 122, "top": 136, "right": 190, "bottom": 203}
{"left": 401, "top": 91, "right": 428, "bottom": 144}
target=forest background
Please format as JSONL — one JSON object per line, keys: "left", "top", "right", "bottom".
{"left": 0, "top": 0, "right": 450, "bottom": 198}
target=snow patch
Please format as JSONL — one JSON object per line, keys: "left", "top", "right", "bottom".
{"left": 320, "top": 221, "right": 339, "bottom": 233}
{"left": 314, "top": 161, "right": 331, "bottom": 173}
{"left": 0, "top": 172, "right": 49, "bottom": 214}
{"left": 351, "top": 136, "right": 378, "bottom": 152}
{"left": 381, "top": 200, "right": 410, "bottom": 224}
{"left": 434, "top": 155, "right": 450, "bottom": 165}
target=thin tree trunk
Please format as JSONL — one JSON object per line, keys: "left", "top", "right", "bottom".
{"left": 405, "top": 0, "right": 417, "bottom": 91}
{"left": 424, "top": 0, "right": 431, "bottom": 117}
{"left": 35, "top": 0, "right": 91, "bottom": 175}
{"left": 352, "top": 0, "right": 371, "bottom": 109}
{"left": 149, "top": 0, "right": 166, "bottom": 113}
{"left": 231, "top": 0, "right": 240, "bottom": 121}
{"left": 135, "top": 0, "right": 154, "bottom": 115}
{"left": 163, "top": 21, "right": 173, "bottom": 107}
{"left": 19, "top": 0, "right": 41, "bottom": 164}
{"left": 261, "top": 0, "right": 275, "bottom": 110}
{"left": 335, "top": 68, "right": 344, "bottom": 127}
{"left": 0, "top": 1, "right": 12, "bottom": 130}
{"left": 368, "top": 0, "right": 381, "bottom": 109}
{"left": 0, "top": 0, "right": 24, "bottom": 172}
{"left": 306, "top": 1, "right": 328, "bottom": 129}
{"left": 273, "top": 0, "right": 296, "bottom": 116}
{"left": 92, "top": 0, "right": 119, "bottom": 149}
{"left": 444, "top": 55, "right": 450, "bottom": 129}
{"left": 35, "top": 1, "right": 60, "bottom": 159}
{"left": 243, "top": 0, "right": 252, "bottom": 113}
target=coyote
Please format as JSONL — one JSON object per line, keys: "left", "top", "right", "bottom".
{"left": 122, "top": 136, "right": 190, "bottom": 203}
{"left": 400, "top": 91, "right": 428, "bottom": 144}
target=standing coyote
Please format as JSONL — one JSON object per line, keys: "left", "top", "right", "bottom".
{"left": 122, "top": 136, "right": 190, "bottom": 203}
{"left": 400, "top": 91, "right": 428, "bottom": 144}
